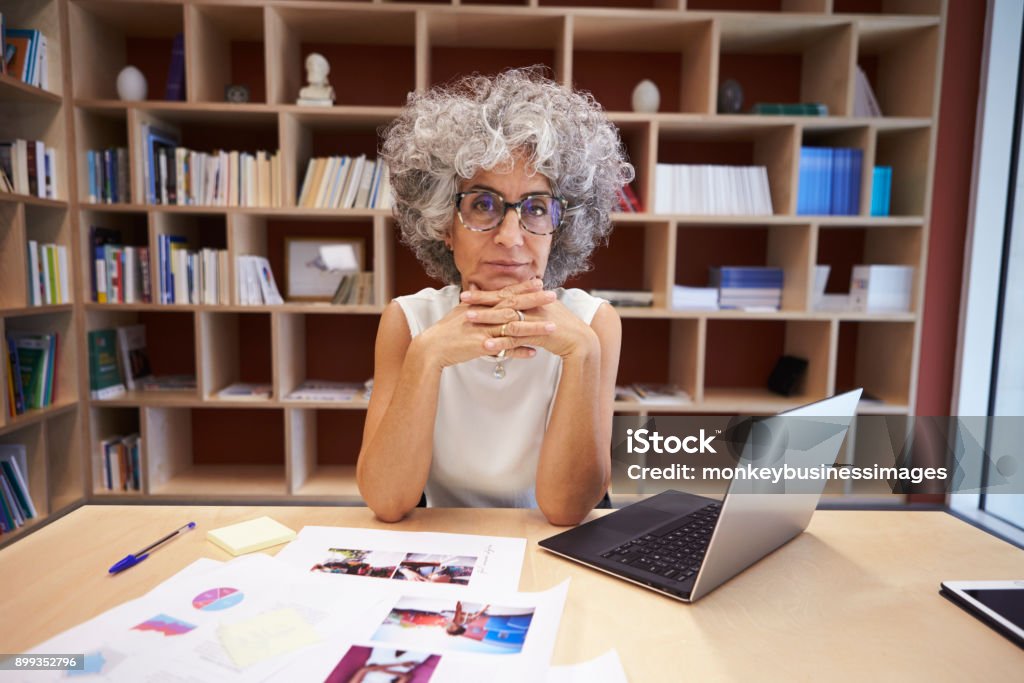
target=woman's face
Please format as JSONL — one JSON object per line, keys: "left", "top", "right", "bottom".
{"left": 446, "top": 155, "right": 553, "bottom": 291}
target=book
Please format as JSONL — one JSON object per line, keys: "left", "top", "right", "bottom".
{"left": 588, "top": 289, "right": 654, "bottom": 307}
{"left": 9, "top": 332, "right": 55, "bottom": 409}
{"left": 850, "top": 265, "right": 913, "bottom": 313}
{"left": 853, "top": 65, "right": 882, "bottom": 118}
{"left": 285, "top": 379, "right": 371, "bottom": 402}
{"left": 88, "top": 329, "right": 126, "bottom": 399}
{"left": 116, "top": 325, "right": 153, "bottom": 391}
{"left": 206, "top": 516, "right": 296, "bottom": 556}
{"left": 0, "top": 445, "right": 36, "bottom": 519}
{"left": 140, "top": 374, "right": 196, "bottom": 392}
{"left": 216, "top": 382, "right": 273, "bottom": 400}
{"left": 751, "top": 102, "right": 829, "bottom": 116}
{"left": 870, "top": 166, "right": 893, "bottom": 216}
{"left": 630, "top": 383, "right": 691, "bottom": 403}
{"left": 165, "top": 32, "right": 185, "bottom": 101}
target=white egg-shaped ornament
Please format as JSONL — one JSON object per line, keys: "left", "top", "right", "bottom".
{"left": 116, "top": 66, "right": 148, "bottom": 101}
{"left": 631, "top": 79, "right": 660, "bottom": 114}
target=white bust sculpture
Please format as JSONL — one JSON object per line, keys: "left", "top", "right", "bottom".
{"left": 297, "top": 53, "right": 335, "bottom": 106}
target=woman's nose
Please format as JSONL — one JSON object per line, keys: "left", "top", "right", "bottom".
{"left": 493, "top": 207, "right": 524, "bottom": 247}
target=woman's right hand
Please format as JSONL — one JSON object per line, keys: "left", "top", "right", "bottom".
{"left": 413, "top": 279, "right": 557, "bottom": 370}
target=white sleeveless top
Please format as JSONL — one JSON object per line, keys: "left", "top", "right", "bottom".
{"left": 395, "top": 285, "right": 605, "bottom": 508}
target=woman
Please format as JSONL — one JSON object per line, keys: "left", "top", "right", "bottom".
{"left": 357, "top": 67, "right": 633, "bottom": 525}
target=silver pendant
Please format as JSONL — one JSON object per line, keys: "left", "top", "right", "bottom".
{"left": 493, "top": 362, "right": 506, "bottom": 380}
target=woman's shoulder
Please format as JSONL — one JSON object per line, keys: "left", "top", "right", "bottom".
{"left": 556, "top": 287, "right": 609, "bottom": 325}
{"left": 393, "top": 285, "right": 460, "bottom": 336}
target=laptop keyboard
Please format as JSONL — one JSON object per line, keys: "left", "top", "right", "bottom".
{"left": 599, "top": 502, "right": 722, "bottom": 582}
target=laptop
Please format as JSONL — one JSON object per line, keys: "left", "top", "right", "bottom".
{"left": 539, "top": 389, "right": 863, "bottom": 602}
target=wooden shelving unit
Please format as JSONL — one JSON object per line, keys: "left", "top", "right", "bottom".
{"left": 0, "top": 0, "right": 946, "bottom": 529}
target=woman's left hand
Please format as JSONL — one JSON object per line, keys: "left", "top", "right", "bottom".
{"left": 461, "top": 285, "right": 599, "bottom": 361}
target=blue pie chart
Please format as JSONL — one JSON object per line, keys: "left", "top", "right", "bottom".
{"left": 192, "top": 587, "right": 244, "bottom": 611}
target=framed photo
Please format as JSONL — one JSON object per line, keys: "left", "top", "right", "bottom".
{"left": 284, "top": 236, "right": 365, "bottom": 301}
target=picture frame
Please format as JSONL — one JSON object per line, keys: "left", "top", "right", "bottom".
{"left": 284, "top": 236, "right": 365, "bottom": 301}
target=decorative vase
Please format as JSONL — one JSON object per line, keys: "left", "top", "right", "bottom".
{"left": 717, "top": 79, "right": 744, "bottom": 114}
{"left": 631, "top": 79, "right": 660, "bottom": 114}
{"left": 116, "top": 66, "right": 147, "bottom": 101}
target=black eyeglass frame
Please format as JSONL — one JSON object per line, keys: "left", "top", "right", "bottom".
{"left": 452, "top": 189, "right": 583, "bottom": 236}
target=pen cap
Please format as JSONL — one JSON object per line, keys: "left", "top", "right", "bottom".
{"left": 109, "top": 554, "right": 147, "bottom": 574}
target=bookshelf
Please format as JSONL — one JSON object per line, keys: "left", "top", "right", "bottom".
{"left": 0, "top": 0, "right": 946, "bottom": 537}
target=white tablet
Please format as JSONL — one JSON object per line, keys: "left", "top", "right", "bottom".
{"left": 940, "top": 580, "right": 1024, "bottom": 648}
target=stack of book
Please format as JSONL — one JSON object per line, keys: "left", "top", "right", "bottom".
{"left": 5, "top": 331, "right": 59, "bottom": 415}
{"left": 0, "top": 445, "right": 37, "bottom": 534}
{"left": 616, "top": 384, "right": 691, "bottom": 404}
{"left": 142, "top": 124, "right": 281, "bottom": 207}
{"left": 797, "top": 147, "right": 863, "bottom": 216}
{"left": 236, "top": 255, "right": 284, "bottom": 305}
{"left": 91, "top": 227, "right": 151, "bottom": 303}
{"left": 86, "top": 147, "right": 131, "bottom": 204}
{"left": 0, "top": 139, "right": 59, "bottom": 199}
{"left": 98, "top": 434, "right": 141, "bottom": 492}
{"left": 331, "top": 272, "right": 374, "bottom": 306}
{"left": 750, "top": 103, "right": 829, "bottom": 116}
{"left": 216, "top": 383, "right": 273, "bottom": 401}
{"left": 870, "top": 166, "right": 893, "bottom": 216}
{"left": 88, "top": 325, "right": 198, "bottom": 399}
{"left": 297, "top": 155, "right": 391, "bottom": 209}
{"left": 26, "top": 240, "right": 70, "bottom": 305}
{"left": 588, "top": 289, "right": 653, "bottom": 307}
{"left": 156, "top": 235, "right": 229, "bottom": 305}
{"left": 654, "top": 164, "right": 773, "bottom": 215}
{"left": 1, "top": 22, "right": 48, "bottom": 89}
{"left": 671, "top": 285, "right": 719, "bottom": 310}
{"left": 850, "top": 265, "right": 913, "bottom": 313}
{"left": 285, "top": 379, "right": 372, "bottom": 402}
{"left": 709, "top": 266, "right": 783, "bottom": 310}
{"left": 615, "top": 183, "right": 643, "bottom": 212}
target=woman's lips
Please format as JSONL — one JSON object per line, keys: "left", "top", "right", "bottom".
{"left": 484, "top": 260, "right": 529, "bottom": 271}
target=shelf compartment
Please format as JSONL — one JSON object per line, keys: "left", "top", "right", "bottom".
{"left": 5, "top": 310, "right": 78, "bottom": 411}
{"left": 45, "top": 407, "right": 84, "bottom": 512}
{"left": 704, "top": 318, "right": 832, "bottom": 406}
{"left": 0, "top": 0, "right": 65, "bottom": 98}
{"left": 81, "top": 209, "right": 151, "bottom": 304}
{"left": 276, "top": 313, "right": 378, "bottom": 400}
{"left": 799, "top": 125, "right": 873, "bottom": 216}
{"left": 571, "top": 16, "right": 714, "bottom": 114}
{"left": 0, "top": 203, "right": 27, "bottom": 309}
{"left": 835, "top": 320, "right": 913, "bottom": 407}
{"left": 24, "top": 204, "right": 73, "bottom": 307}
{"left": 656, "top": 121, "right": 798, "bottom": 216}
{"left": 89, "top": 406, "right": 142, "bottom": 495}
{"left": 815, "top": 223, "right": 922, "bottom": 313}
{"left": 74, "top": 107, "right": 130, "bottom": 204}
{"left": 280, "top": 111, "right": 389, "bottom": 210}
{"left": 873, "top": 126, "right": 930, "bottom": 216}
{"left": 287, "top": 409, "right": 365, "bottom": 498}
{"left": 856, "top": 21, "right": 939, "bottom": 118}
{"left": 567, "top": 221, "right": 674, "bottom": 308}
{"left": 69, "top": 0, "right": 185, "bottom": 101}
{"left": 717, "top": 18, "right": 855, "bottom": 117}
{"left": 0, "top": 421, "right": 48, "bottom": 530}
{"left": 267, "top": 6, "right": 416, "bottom": 107}
{"left": 198, "top": 312, "right": 273, "bottom": 401}
{"left": 0, "top": 103, "right": 68, "bottom": 200}
{"left": 616, "top": 318, "right": 702, "bottom": 403}
{"left": 86, "top": 309, "right": 198, "bottom": 399}
{"left": 425, "top": 12, "right": 567, "bottom": 87}
{"left": 151, "top": 211, "right": 228, "bottom": 305}
{"left": 675, "top": 223, "right": 813, "bottom": 312}
{"left": 144, "top": 406, "right": 286, "bottom": 496}
{"left": 186, "top": 4, "right": 266, "bottom": 104}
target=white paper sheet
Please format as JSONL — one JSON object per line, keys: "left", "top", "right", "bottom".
{"left": 547, "top": 650, "right": 628, "bottom": 682}
{"left": 20, "top": 555, "right": 386, "bottom": 683}
{"left": 275, "top": 526, "right": 527, "bottom": 593}
{"left": 265, "top": 580, "right": 570, "bottom": 683}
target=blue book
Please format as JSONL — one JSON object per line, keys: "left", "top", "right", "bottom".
{"left": 871, "top": 166, "right": 892, "bottom": 216}
{"left": 797, "top": 147, "right": 814, "bottom": 215}
{"left": 6, "top": 335, "right": 25, "bottom": 416}
{"left": 144, "top": 127, "right": 179, "bottom": 205}
{"left": 847, "top": 149, "right": 863, "bottom": 215}
{"left": 831, "top": 148, "right": 846, "bottom": 216}
{"left": 165, "top": 33, "right": 185, "bottom": 101}
{"left": 818, "top": 148, "right": 834, "bottom": 215}
{"left": 884, "top": 167, "right": 892, "bottom": 214}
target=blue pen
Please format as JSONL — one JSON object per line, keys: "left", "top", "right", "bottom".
{"left": 109, "top": 522, "right": 196, "bottom": 574}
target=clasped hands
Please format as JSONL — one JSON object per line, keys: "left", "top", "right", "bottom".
{"left": 416, "top": 278, "right": 598, "bottom": 370}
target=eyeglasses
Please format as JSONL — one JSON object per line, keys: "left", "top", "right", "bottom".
{"left": 453, "top": 190, "right": 582, "bottom": 236}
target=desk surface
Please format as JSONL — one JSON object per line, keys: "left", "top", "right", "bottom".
{"left": 1, "top": 505, "right": 1021, "bottom": 680}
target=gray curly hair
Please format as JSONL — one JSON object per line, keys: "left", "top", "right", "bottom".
{"left": 379, "top": 66, "right": 635, "bottom": 287}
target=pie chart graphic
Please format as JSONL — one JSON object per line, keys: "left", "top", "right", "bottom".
{"left": 192, "top": 587, "right": 244, "bottom": 611}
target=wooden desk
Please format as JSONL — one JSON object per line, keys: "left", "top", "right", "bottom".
{"left": 0, "top": 506, "right": 1021, "bottom": 680}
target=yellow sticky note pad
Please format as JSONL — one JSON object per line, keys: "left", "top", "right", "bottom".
{"left": 206, "top": 516, "right": 296, "bottom": 556}
{"left": 218, "top": 607, "right": 321, "bottom": 668}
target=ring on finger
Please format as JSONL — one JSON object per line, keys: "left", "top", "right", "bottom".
{"left": 515, "top": 310, "right": 525, "bottom": 322}
{"left": 499, "top": 322, "right": 509, "bottom": 337}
